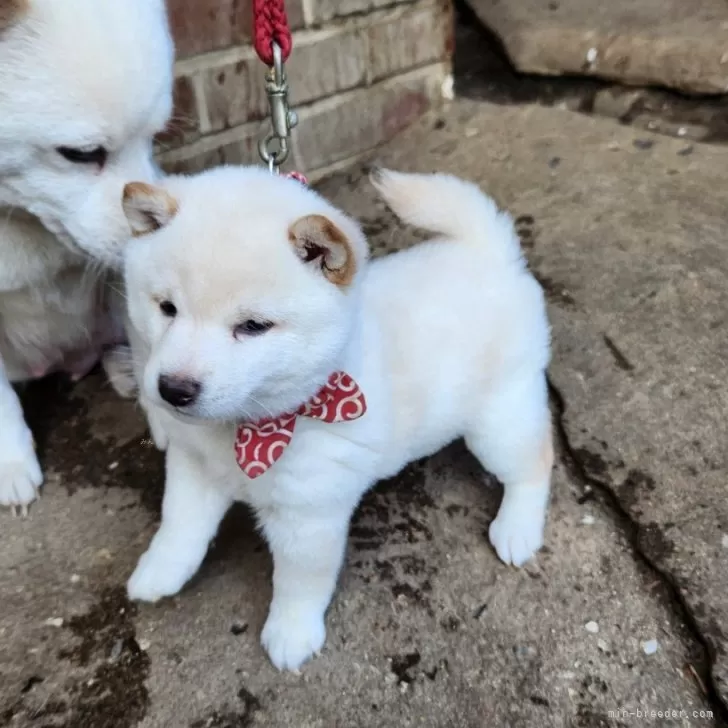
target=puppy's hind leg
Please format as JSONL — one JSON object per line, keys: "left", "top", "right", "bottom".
{"left": 127, "top": 445, "right": 232, "bottom": 602}
{"left": 464, "top": 372, "right": 553, "bottom": 567}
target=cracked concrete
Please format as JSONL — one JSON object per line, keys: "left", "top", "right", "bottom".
{"left": 318, "top": 98, "right": 728, "bottom": 721}
{"left": 3, "top": 69, "right": 728, "bottom": 728}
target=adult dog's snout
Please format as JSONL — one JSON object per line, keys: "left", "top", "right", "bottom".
{"left": 158, "top": 374, "right": 201, "bottom": 408}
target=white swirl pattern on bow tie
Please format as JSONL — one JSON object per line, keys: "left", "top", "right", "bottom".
{"left": 234, "top": 372, "right": 367, "bottom": 479}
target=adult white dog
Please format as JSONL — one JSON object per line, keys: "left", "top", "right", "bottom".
{"left": 0, "top": 0, "right": 174, "bottom": 509}
{"left": 120, "top": 167, "right": 553, "bottom": 671}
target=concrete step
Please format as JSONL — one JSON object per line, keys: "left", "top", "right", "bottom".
{"left": 465, "top": 0, "right": 728, "bottom": 95}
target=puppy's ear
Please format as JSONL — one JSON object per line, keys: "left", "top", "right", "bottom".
{"left": 123, "top": 182, "right": 178, "bottom": 237}
{"left": 0, "top": 0, "right": 28, "bottom": 30}
{"left": 288, "top": 214, "right": 357, "bottom": 287}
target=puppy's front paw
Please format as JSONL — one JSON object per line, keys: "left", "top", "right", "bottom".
{"left": 489, "top": 499, "right": 545, "bottom": 567}
{"left": 261, "top": 607, "right": 326, "bottom": 671}
{"left": 0, "top": 444, "right": 43, "bottom": 513}
{"left": 127, "top": 549, "right": 188, "bottom": 603}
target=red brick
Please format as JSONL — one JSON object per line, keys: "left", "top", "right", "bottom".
{"left": 202, "top": 59, "right": 268, "bottom": 133}
{"left": 167, "top": 0, "right": 304, "bottom": 59}
{"left": 155, "top": 75, "right": 200, "bottom": 151}
{"left": 159, "top": 123, "right": 264, "bottom": 174}
{"left": 291, "top": 65, "right": 446, "bottom": 171}
{"left": 168, "top": 0, "right": 242, "bottom": 58}
{"left": 368, "top": 2, "right": 452, "bottom": 82}
{"left": 200, "top": 28, "right": 367, "bottom": 133}
{"left": 157, "top": 63, "right": 447, "bottom": 176}
{"left": 308, "top": 0, "right": 414, "bottom": 23}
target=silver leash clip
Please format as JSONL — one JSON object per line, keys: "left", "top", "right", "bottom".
{"left": 258, "top": 42, "right": 299, "bottom": 174}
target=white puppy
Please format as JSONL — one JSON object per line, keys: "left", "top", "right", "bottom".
{"left": 0, "top": 0, "right": 174, "bottom": 508}
{"left": 121, "top": 167, "right": 553, "bottom": 671}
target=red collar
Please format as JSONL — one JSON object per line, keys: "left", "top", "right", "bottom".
{"left": 234, "top": 371, "right": 367, "bottom": 479}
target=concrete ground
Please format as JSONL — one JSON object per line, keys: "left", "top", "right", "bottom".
{"left": 3, "top": 41, "right": 728, "bottom": 728}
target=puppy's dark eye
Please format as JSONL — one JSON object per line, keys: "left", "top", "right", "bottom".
{"left": 234, "top": 320, "right": 274, "bottom": 338}
{"left": 57, "top": 146, "right": 108, "bottom": 166}
{"left": 159, "top": 300, "right": 177, "bottom": 317}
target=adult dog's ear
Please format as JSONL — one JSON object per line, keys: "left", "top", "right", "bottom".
{"left": 288, "top": 214, "right": 357, "bottom": 287}
{"left": 123, "top": 183, "right": 179, "bottom": 237}
{"left": 0, "top": 0, "right": 28, "bottom": 30}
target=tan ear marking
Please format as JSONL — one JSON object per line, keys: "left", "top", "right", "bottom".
{"left": 122, "top": 182, "right": 179, "bottom": 237}
{"left": 288, "top": 214, "right": 356, "bottom": 287}
{"left": 0, "top": 0, "right": 28, "bottom": 30}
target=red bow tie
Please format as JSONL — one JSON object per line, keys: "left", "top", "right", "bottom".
{"left": 234, "top": 372, "right": 367, "bottom": 479}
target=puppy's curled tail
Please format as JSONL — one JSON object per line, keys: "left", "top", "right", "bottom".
{"left": 370, "top": 168, "right": 523, "bottom": 267}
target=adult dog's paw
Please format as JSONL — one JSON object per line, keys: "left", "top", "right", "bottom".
{"left": 0, "top": 442, "right": 42, "bottom": 514}
{"left": 102, "top": 345, "right": 138, "bottom": 399}
{"left": 261, "top": 606, "right": 326, "bottom": 671}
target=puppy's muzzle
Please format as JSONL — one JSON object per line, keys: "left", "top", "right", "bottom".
{"left": 158, "top": 374, "right": 201, "bottom": 408}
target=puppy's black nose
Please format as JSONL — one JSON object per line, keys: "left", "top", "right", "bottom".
{"left": 158, "top": 374, "right": 201, "bottom": 407}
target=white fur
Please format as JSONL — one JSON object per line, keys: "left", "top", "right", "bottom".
{"left": 122, "top": 167, "right": 554, "bottom": 671}
{"left": 0, "top": 0, "right": 174, "bottom": 508}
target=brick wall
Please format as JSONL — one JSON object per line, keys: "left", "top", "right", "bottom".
{"left": 159, "top": 0, "right": 453, "bottom": 179}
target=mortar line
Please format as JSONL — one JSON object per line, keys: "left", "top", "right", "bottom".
{"left": 547, "top": 377, "right": 728, "bottom": 724}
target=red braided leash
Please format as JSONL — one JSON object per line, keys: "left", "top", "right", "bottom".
{"left": 253, "top": 0, "right": 292, "bottom": 66}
